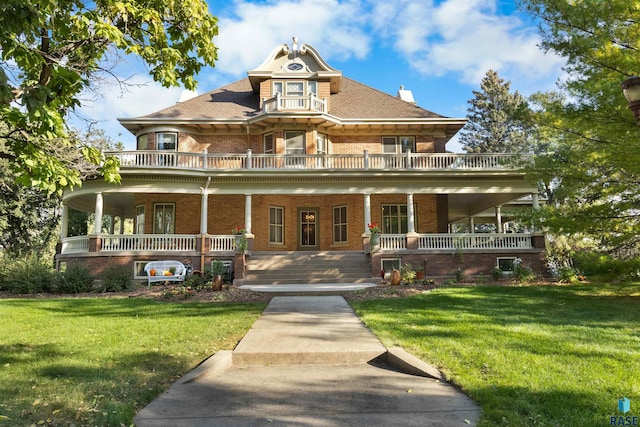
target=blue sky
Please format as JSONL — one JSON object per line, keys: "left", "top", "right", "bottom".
{"left": 76, "top": 0, "right": 565, "bottom": 152}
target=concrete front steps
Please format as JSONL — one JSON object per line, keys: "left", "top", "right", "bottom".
{"left": 242, "top": 251, "right": 374, "bottom": 285}
{"left": 232, "top": 296, "right": 388, "bottom": 366}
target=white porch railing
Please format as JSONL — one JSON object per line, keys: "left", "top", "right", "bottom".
{"left": 379, "top": 234, "right": 407, "bottom": 250}
{"left": 418, "top": 233, "right": 533, "bottom": 250}
{"left": 210, "top": 235, "right": 236, "bottom": 252}
{"left": 108, "top": 151, "right": 529, "bottom": 172}
{"left": 376, "top": 233, "right": 534, "bottom": 251}
{"left": 262, "top": 93, "right": 327, "bottom": 113}
{"left": 60, "top": 236, "right": 89, "bottom": 253}
{"left": 100, "top": 234, "right": 197, "bottom": 252}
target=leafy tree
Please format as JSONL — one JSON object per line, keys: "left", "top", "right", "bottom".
{"left": 459, "top": 70, "right": 534, "bottom": 153}
{"left": 0, "top": 0, "right": 218, "bottom": 194}
{"left": 518, "top": 0, "right": 640, "bottom": 255}
{"left": 0, "top": 128, "right": 122, "bottom": 256}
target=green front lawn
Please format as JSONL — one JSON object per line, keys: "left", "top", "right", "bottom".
{"left": 0, "top": 298, "right": 266, "bottom": 426}
{"left": 351, "top": 283, "right": 640, "bottom": 426}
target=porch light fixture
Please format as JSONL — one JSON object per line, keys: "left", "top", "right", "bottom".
{"left": 621, "top": 76, "right": 640, "bottom": 125}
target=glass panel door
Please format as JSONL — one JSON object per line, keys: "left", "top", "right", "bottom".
{"left": 299, "top": 209, "right": 318, "bottom": 248}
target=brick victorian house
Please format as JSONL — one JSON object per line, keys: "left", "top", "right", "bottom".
{"left": 56, "top": 39, "right": 546, "bottom": 283}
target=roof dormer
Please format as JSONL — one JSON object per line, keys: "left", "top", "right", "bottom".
{"left": 247, "top": 37, "right": 343, "bottom": 94}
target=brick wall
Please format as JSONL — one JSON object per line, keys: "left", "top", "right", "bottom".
{"left": 131, "top": 193, "right": 442, "bottom": 250}
{"left": 371, "top": 250, "right": 547, "bottom": 278}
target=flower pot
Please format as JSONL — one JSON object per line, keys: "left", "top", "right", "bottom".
{"left": 213, "top": 275, "right": 224, "bottom": 291}
{"left": 390, "top": 269, "right": 401, "bottom": 286}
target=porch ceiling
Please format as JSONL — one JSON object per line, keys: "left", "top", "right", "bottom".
{"left": 66, "top": 175, "right": 533, "bottom": 224}
{"left": 447, "top": 193, "right": 533, "bottom": 223}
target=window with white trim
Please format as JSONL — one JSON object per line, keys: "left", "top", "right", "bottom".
{"left": 497, "top": 257, "right": 517, "bottom": 273}
{"left": 157, "top": 132, "right": 177, "bottom": 150}
{"left": 269, "top": 206, "right": 284, "bottom": 244}
{"left": 135, "top": 205, "right": 145, "bottom": 234}
{"left": 153, "top": 203, "right": 175, "bottom": 234}
{"left": 273, "top": 81, "right": 317, "bottom": 97}
{"left": 382, "top": 136, "right": 415, "bottom": 153}
{"left": 264, "top": 133, "right": 274, "bottom": 154}
{"left": 308, "top": 81, "right": 318, "bottom": 95}
{"left": 381, "top": 258, "right": 401, "bottom": 274}
{"left": 273, "top": 82, "right": 283, "bottom": 96}
{"left": 381, "top": 204, "right": 416, "bottom": 234}
{"left": 316, "top": 133, "right": 328, "bottom": 155}
{"left": 333, "top": 206, "right": 348, "bottom": 243}
{"left": 137, "top": 134, "right": 148, "bottom": 150}
{"left": 286, "top": 81, "right": 304, "bottom": 96}
{"left": 285, "top": 131, "right": 305, "bottom": 155}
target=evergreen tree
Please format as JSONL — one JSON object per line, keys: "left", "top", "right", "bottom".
{"left": 459, "top": 70, "right": 533, "bottom": 153}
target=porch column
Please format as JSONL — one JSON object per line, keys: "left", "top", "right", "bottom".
{"left": 495, "top": 205, "right": 503, "bottom": 233}
{"left": 200, "top": 191, "right": 208, "bottom": 234}
{"left": 119, "top": 216, "right": 125, "bottom": 234}
{"left": 363, "top": 193, "right": 371, "bottom": 234}
{"left": 532, "top": 193, "right": 540, "bottom": 210}
{"left": 60, "top": 203, "right": 69, "bottom": 239}
{"left": 469, "top": 216, "right": 475, "bottom": 234}
{"left": 406, "top": 193, "right": 416, "bottom": 234}
{"left": 245, "top": 193, "right": 252, "bottom": 234}
{"left": 532, "top": 193, "right": 540, "bottom": 231}
{"left": 93, "top": 192, "right": 103, "bottom": 234}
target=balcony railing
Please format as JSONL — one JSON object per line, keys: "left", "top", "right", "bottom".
{"left": 109, "top": 150, "right": 529, "bottom": 172}
{"left": 262, "top": 93, "right": 327, "bottom": 113}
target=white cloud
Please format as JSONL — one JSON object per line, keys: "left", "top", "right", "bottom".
{"left": 368, "top": 0, "right": 564, "bottom": 87}
{"left": 214, "top": 0, "right": 371, "bottom": 76}
{"left": 73, "top": 74, "right": 183, "bottom": 148}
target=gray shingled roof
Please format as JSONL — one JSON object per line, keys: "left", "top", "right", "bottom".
{"left": 139, "top": 76, "right": 447, "bottom": 121}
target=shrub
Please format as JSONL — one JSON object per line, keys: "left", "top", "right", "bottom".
{"left": 2, "top": 254, "right": 56, "bottom": 294}
{"left": 55, "top": 264, "right": 95, "bottom": 294}
{"left": 400, "top": 263, "right": 416, "bottom": 284}
{"left": 100, "top": 264, "right": 132, "bottom": 292}
{"left": 491, "top": 266, "right": 503, "bottom": 281}
{"left": 573, "top": 251, "right": 640, "bottom": 281}
{"left": 512, "top": 259, "right": 535, "bottom": 283}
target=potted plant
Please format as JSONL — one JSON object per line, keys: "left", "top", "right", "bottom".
{"left": 368, "top": 222, "right": 381, "bottom": 251}
{"left": 231, "top": 226, "right": 248, "bottom": 254}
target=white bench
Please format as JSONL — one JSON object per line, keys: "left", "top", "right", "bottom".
{"left": 144, "top": 260, "right": 186, "bottom": 285}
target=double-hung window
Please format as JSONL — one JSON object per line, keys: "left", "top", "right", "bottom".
{"left": 264, "top": 133, "right": 274, "bottom": 154}
{"left": 153, "top": 203, "right": 175, "bottom": 234}
{"left": 156, "top": 133, "right": 177, "bottom": 150}
{"left": 381, "top": 204, "right": 416, "bottom": 234}
{"left": 135, "top": 205, "right": 145, "bottom": 234}
{"left": 269, "top": 206, "right": 284, "bottom": 244}
{"left": 382, "top": 136, "right": 415, "bottom": 153}
{"left": 333, "top": 206, "right": 348, "bottom": 243}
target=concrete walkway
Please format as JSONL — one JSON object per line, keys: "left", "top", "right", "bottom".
{"left": 134, "top": 296, "right": 480, "bottom": 426}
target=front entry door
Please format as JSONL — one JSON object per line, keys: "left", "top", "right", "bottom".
{"left": 299, "top": 209, "right": 318, "bottom": 250}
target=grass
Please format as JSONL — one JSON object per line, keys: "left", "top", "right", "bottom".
{"left": 351, "top": 283, "right": 640, "bottom": 426}
{"left": 0, "top": 298, "right": 266, "bottom": 426}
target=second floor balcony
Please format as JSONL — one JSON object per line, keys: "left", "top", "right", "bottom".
{"left": 262, "top": 93, "right": 327, "bottom": 113}
{"left": 110, "top": 150, "right": 531, "bottom": 173}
